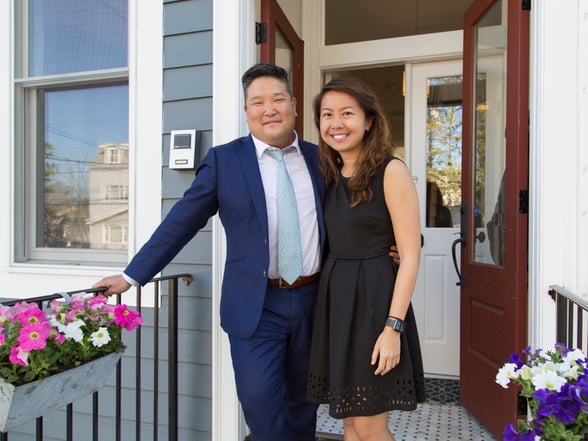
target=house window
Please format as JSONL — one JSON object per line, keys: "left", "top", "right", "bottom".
{"left": 15, "top": 0, "right": 129, "bottom": 264}
{"left": 104, "top": 185, "right": 129, "bottom": 200}
{"left": 103, "top": 225, "right": 128, "bottom": 247}
{"left": 106, "top": 148, "right": 123, "bottom": 165}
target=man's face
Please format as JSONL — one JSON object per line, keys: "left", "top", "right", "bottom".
{"left": 244, "top": 76, "right": 297, "bottom": 149}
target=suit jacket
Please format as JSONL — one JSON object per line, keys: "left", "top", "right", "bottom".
{"left": 125, "top": 134, "right": 326, "bottom": 338}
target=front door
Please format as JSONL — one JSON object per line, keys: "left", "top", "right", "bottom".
{"left": 459, "top": 0, "right": 529, "bottom": 437}
{"left": 410, "top": 60, "right": 463, "bottom": 378}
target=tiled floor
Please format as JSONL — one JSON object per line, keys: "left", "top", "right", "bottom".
{"left": 315, "top": 379, "right": 499, "bottom": 441}
{"left": 316, "top": 403, "right": 498, "bottom": 441}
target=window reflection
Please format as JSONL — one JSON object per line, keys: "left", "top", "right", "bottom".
{"left": 41, "top": 85, "right": 128, "bottom": 250}
{"left": 426, "top": 76, "right": 462, "bottom": 228}
{"left": 472, "top": 0, "right": 506, "bottom": 265}
{"left": 29, "top": 0, "right": 128, "bottom": 76}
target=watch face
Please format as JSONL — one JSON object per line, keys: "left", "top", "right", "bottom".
{"left": 386, "top": 318, "right": 405, "bottom": 333}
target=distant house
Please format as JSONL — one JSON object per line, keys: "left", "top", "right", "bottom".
{"left": 88, "top": 142, "right": 129, "bottom": 250}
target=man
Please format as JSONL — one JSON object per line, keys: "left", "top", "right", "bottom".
{"left": 93, "top": 64, "right": 325, "bottom": 441}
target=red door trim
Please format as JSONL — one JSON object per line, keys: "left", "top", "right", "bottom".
{"left": 260, "top": 0, "right": 305, "bottom": 138}
{"left": 460, "top": 0, "right": 529, "bottom": 437}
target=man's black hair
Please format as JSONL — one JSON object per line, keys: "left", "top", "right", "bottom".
{"left": 241, "top": 63, "right": 293, "bottom": 99}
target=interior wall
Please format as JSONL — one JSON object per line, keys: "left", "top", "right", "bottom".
{"left": 277, "top": 0, "right": 302, "bottom": 35}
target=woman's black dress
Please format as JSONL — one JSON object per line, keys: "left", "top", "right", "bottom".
{"left": 307, "top": 158, "right": 425, "bottom": 419}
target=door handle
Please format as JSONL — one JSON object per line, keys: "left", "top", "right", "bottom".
{"left": 451, "top": 201, "right": 467, "bottom": 287}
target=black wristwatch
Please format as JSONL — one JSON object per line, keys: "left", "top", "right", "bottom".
{"left": 385, "top": 317, "right": 406, "bottom": 333}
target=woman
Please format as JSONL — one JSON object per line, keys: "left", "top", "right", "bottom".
{"left": 307, "top": 77, "right": 425, "bottom": 441}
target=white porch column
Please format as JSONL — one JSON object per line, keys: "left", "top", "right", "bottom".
{"left": 528, "top": 0, "right": 580, "bottom": 348}
{"left": 212, "top": 1, "right": 255, "bottom": 440}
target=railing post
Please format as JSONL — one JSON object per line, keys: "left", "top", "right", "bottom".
{"left": 135, "top": 288, "right": 142, "bottom": 441}
{"left": 550, "top": 285, "right": 588, "bottom": 351}
{"left": 168, "top": 277, "right": 179, "bottom": 441}
{"left": 153, "top": 281, "right": 160, "bottom": 441}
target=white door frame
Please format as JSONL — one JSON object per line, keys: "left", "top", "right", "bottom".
{"left": 212, "top": 1, "right": 255, "bottom": 441}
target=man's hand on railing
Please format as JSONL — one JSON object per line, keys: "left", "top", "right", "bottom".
{"left": 92, "top": 274, "right": 131, "bottom": 297}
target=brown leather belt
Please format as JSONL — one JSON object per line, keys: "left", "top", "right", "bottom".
{"left": 267, "top": 273, "right": 321, "bottom": 289}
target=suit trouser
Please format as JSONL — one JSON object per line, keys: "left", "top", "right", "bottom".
{"left": 229, "top": 281, "right": 319, "bottom": 441}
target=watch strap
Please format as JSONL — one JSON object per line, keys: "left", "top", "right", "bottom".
{"left": 385, "top": 317, "right": 406, "bottom": 333}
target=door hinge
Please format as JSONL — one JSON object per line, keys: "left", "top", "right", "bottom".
{"left": 522, "top": 0, "right": 531, "bottom": 11}
{"left": 256, "top": 22, "right": 268, "bottom": 44}
{"left": 519, "top": 190, "right": 529, "bottom": 214}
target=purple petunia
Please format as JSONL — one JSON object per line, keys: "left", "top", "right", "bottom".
{"left": 507, "top": 352, "right": 525, "bottom": 369}
{"left": 502, "top": 422, "right": 535, "bottom": 441}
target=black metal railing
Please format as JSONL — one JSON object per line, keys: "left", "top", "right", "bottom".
{"left": 0, "top": 273, "right": 193, "bottom": 441}
{"left": 548, "top": 284, "right": 588, "bottom": 351}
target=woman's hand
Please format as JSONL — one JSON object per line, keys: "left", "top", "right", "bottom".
{"left": 371, "top": 327, "right": 401, "bottom": 375}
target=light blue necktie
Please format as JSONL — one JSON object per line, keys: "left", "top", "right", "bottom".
{"left": 266, "top": 147, "right": 303, "bottom": 284}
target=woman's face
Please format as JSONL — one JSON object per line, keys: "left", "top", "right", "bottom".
{"left": 319, "top": 90, "right": 371, "bottom": 156}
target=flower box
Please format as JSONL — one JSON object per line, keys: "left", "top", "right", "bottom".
{"left": 496, "top": 344, "right": 588, "bottom": 441}
{"left": 0, "top": 352, "right": 121, "bottom": 432}
{"left": 0, "top": 294, "right": 142, "bottom": 432}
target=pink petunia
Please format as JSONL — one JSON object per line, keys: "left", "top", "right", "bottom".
{"left": 114, "top": 305, "right": 143, "bottom": 331}
{"left": 15, "top": 307, "right": 48, "bottom": 327}
{"left": 0, "top": 305, "right": 12, "bottom": 323}
{"left": 12, "top": 301, "right": 36, "bottom": 316}
{"left": 88, "top": 295, "right": 108, "bottom": 309}
{"left": 9, "top": 345, "right": 29, "bottom": 366}
{"left": 48, "top": 326, "right": 66, "bottom": 343}
{"left": 17, "top": 322, "right": 50, "bottom": 351}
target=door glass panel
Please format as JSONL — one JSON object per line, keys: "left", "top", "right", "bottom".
{"left": 426, "top": 76, "right": 462, "bottom": 228}
{"left": 275, "top": 28, "right": 293, "bottom": 85}
{"left": 325, "top": 0, "right": 472, "bottom": 45}
{"left": 472, "top": 0, "right": 506, "bottom": 265}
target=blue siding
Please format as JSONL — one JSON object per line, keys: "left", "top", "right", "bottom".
{"left": 162, "top": 98, "right": 213, "bottom": 133}
{"left": 163, "top": 65, "right": 213, "bottom": 101}
{"left": 163, "top": 33, "right": 213, "bottom": 68}
{"left": 164, "top": 0, "right": 212, "bottom": 34}
{"left": 162, "top": 0, "right": 214, "bottom": 439}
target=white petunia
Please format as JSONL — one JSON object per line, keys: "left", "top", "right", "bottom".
{"left": 90, "top": 327, "right": 111, "bottom": 347}
{"left": 532, "top": 369, "right": 567, "bottom": 392}
{"left": 496, "top": 363, "right": 519, "bottom": 388}
{"left": 563, "top": 348, "right": 586, "bottom": 366}
{"left": 63, "top": 319, "right": 85, "bottom": 342}
{"left": 518, "top": 365, "right": 532, "bottom": 381}
{"left": 562, "top": 364, "right": 580, "bottom": 381}
{"left": 555, "top": 360, "right": 572, "bottom": 374}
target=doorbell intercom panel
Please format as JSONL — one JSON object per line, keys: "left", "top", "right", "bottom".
{"left": 169, "top": 129, "right": 199, "bottom": 169}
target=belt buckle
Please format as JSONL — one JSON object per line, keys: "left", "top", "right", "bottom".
{"left": 278, "top": 277, "right": 288, "bottom": 288}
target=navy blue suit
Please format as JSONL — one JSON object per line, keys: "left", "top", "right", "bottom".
{"left": 125, "top": 134, "right": 326, "bottom": 440}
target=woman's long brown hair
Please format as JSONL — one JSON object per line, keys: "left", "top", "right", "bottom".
{"left": 313, "top": 76, "right": 395, "bottom": 206}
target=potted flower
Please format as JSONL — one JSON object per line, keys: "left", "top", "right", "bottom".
{"left": 0, "top": 293, "right": 143, "bottom": 431}
{"left": 496, "top": 343, "right": 588, "bottom": 441}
